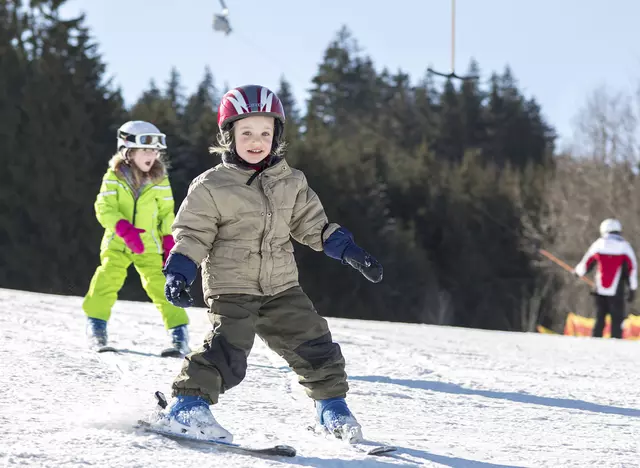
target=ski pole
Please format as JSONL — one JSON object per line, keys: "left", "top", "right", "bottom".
{"left": 538, "top": 248, "right": 595, "bottom": 288}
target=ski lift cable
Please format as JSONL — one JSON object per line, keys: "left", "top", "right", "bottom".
{"left": 454, "top": 189, "right": 593, "bottom": 288}
{"left": 232, "top": 29, "right": 311, "bottom": 88}
{"left": 209, "top": 2, "right": 310, "bottom": 91}
{"left": 211, "top": 1, "right": 304, "bottom": 84}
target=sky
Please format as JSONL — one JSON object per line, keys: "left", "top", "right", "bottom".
{"left": 59, "top": 0, "right": 640, "bottom": 149}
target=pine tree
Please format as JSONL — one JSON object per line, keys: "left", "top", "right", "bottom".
{"left": 1, "top": 0, "right": 125, "bottom": 295}
{"left": 459, "top": 60, "right": 486, "bottom": 157}
{"left": 181, "top": 66, "right": 220, "bottom": 181}
{"left": 166, "top": 66, "right": 184, "bottom": 113}
{"left": 276, "top": 76, "right": 301, "bottom": 141}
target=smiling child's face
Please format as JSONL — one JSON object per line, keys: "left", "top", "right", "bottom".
{"left": 233, "top": 115, "right": 275, "bottom": 164}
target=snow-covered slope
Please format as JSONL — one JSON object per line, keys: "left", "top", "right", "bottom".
{"left": 1, "top": 287, "right": 639, "bottom": 467}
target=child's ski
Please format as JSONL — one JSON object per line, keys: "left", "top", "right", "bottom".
{"left": 306, "top": 424, "right": 397, "bottom": 456}
{"left": 137, "top": 420, "right": 296, "bottom": 457}
{"left": 352, "top": 441, "right": 398, "bottom": 456}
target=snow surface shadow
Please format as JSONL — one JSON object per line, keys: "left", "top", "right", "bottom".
{"left": 393, "top": 447, "right": 524, "bottom": 467}
{"left": 291, "top": 455, "right": 400, "bottom": 467}
{"left": 297, "top": 446, "right": 523, "bottom": 467}
{"left": 351, "top": 375, "right": 640, "bottom": 417}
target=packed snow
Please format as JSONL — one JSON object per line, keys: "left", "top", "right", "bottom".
{"left": 1, "top": 287, "right": 639, "bottom": 467}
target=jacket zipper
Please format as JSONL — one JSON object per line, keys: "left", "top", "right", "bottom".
{"left": 122, "top": 179, "right": 139, "bottom": 252}
{"left": 132, "top": 198, "right": 138, "bottom": 225}
{"left": 258, "top": 174, "right": 272, "bottom": 294}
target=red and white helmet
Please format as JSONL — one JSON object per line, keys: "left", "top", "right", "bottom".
{"left": 218, "top": 85, "right": 285, "bottom": 130}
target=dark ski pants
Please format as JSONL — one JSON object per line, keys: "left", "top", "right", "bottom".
{"left": 593, "top": 293, "right": 626, "bottom": 339}
{"left": 172, "top": 286, "right": 348, "bottom": 404}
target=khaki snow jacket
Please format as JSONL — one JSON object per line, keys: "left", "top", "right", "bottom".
{"left": 171, "top": 157, "right": 339, "bottom": 301}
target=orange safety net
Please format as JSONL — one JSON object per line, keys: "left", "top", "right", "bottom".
{"left": 562, "top": 312, "right": 640, "bottom": 339}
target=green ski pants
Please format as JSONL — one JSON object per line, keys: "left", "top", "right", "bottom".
{"left": 83, "top": 249, "right": 188, "bottom": 329}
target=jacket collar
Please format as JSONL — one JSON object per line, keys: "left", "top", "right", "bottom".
{"left": 221, "top": 152, "right": 290, "bottom": 185}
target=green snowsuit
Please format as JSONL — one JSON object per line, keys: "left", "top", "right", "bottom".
{"left": 83, "top": 166, "right": 188, "bottom": 329}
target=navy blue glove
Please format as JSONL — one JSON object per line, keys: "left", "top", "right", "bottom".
{"left": 343, "top": 243, "right": 384, "bottom": 283}
{"left": 163, "top": 253, "right": 198, "bottom": 307}
{"left": 323, "top": 227, "right": 383, "bottom": 283}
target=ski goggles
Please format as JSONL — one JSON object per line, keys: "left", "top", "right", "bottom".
{"left": 123, "top": 132, "right": 167, "bottom": 149}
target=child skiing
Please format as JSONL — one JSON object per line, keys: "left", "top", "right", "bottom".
{"left": 574, "top": 218, "right": 637, "bottom": 338}
{"left": 156, "top": 85, "right": 383, "bottom": 443}
{"left": 83, "top": 121, "right": 190, "bottom": 355}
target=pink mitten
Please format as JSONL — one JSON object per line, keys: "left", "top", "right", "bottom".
{"left": 162, "top": 235, "right": 175, "bottom": 266}
{"left": 115, "top": 219, "right": 145, "bottom": 254}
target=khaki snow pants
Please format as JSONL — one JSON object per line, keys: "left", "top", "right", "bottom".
{"left": 172, "top": 286, "right": 348, "bottom": 404}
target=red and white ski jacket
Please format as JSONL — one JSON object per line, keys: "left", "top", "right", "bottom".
{"left": 575, "top": 234, "right": 638, "bottom": 296}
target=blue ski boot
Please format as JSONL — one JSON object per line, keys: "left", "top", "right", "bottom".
{"left": 86, "top": 317, "right": 108, "bottom": 350}
{"left": 160, "top": 324, "right": 191, "bottom": 357}
{"left": 163, "top": 395, "right": 233, "bottom": 442}
{"left": 316, "top": 397, "right": 363, "bottom": 442}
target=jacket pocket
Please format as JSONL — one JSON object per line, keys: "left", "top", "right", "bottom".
{"left": 210, "top": 246, "right": 252, "bottom": 281}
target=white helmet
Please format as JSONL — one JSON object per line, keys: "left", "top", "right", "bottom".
{"left": 117, "top": 121, "right": 167, "bottom": 151}
{"left": 600, "top": 218, "right": 622, "bottom": 236}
